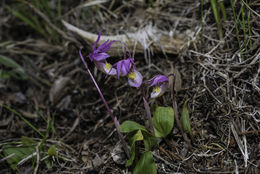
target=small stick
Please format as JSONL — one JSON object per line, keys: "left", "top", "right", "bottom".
{"left": 170, "top": 65, "right": 191, "bottom": 148}
{"left": 79, "top": 50, "right": 130, "bottom": 158}
{"left": 142, "top": 87, "right": 155, "bottom": 136}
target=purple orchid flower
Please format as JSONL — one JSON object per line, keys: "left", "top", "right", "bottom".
{"left": 89, "top": 30, "right": 116, "bottom": 62}
{"left": 114, "top": 58, "right": 134, "bottom": 79}
{"left": 114, "top": 46, "right": 143, "bottom": 88}
{"left": 147, "top": 75, "right": 169, "bottom": 98}
{"left": 128, "top": 69, "right": 143, "bottom": 88}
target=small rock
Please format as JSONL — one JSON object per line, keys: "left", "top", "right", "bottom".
{"left": 92, "top": 154, "right": 104, "bottom": 168}
{"left": 111, "top": 143, "right": 127, "bottom": 165}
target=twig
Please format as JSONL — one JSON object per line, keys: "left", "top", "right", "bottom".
{"left": 241, "top": 0, "right": 260, "bottom": 18}
{"left": 61, "top": 109, "right": 80, "bottom": 140}
{"left": 142, "top": 87, "right": 155, "bottom": 136}
{"left": 33, "top": 142, "right": 41, "bottom": 174}
{"left": 170, "top": 63, "right": 191, "bottom": 148}
{"left": 231, "top": 123, "right": 248, "bottom": 167}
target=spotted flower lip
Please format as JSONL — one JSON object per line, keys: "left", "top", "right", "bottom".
{"left": 150, "top": 83, "right": 168, "bottom": 98}
{"left": 94, "top": 61, "right": 116, "bottom": 75}
{"left": 114, "top": 58, "right": 134, "bottom": 79}
{"left": 147, "top": 75, "right": 169, "bottom": 87}
{"left": 128, "top": 69, "right": 143, "bottom": 88}
{"left": 89, "top": 30, "right": 116, "bottom": 61}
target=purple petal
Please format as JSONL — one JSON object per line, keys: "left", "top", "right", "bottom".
{"left": 121, "top": 63, "right": 129, "bottom": 75}
{"left": 94, "top": 53, "right": 110, "bottom": 61}
{"left": 102, "top": 40, "right": 116, "bottom": 52}
{"left": 122, "top": 59, "right": 133, "bottom": 75}
{"left": 128, "top": 70, "right": 143, "bottom": 88}
{"left": 89, "top": 53, "right": 95, "bottom": 61}
{"left": 147, "top": 75, "right": 169, "bottom": 87}
{"left": 116, "top": 61, "right": 122, "bottom": 79}
{"left": 124, "top": 59, "right": 132, "bottom": 73}
{"left": 97, "top": 40, "right": 110, "bottom": 51}
{"left": 99, "top": 40, "right": 116, "bottom": 52}
{"left": 93, "top": 30, "right": 102, "bottom": 51}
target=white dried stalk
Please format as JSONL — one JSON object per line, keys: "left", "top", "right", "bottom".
{"left": 231, "top": 123, "right": 248, "bottom": 168}
{"left": 62, "top": 20, "right": 186, "bottom": 57}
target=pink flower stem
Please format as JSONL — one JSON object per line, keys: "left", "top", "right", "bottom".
{"left": 79, "top": 50, "right": 130, "bottom": 158}
{"left": 141, "top": 87, "right": 155, "bottom": 136}
{"left": 169, "top": 71, "right": 191, "bottom": 147}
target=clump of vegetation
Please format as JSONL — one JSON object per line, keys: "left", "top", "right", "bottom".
{"left": 79, "top": 31, "right": 193, "bottom": 173}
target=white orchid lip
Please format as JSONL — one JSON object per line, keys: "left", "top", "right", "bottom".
{"left": 128, "top": 70, "right": 143, "bottom": 88}
{"left": 147, "top": 74, "right": 169, "bottom": 98}
{"left": 94, "top": 61, "right": 116, "bottom": 75}
{"left": 150, "top": 83, "right": 168, "bottom": 98}
{"left": 104, "top": 62, "right": 116, "bottom": 75}
{"left": 151, "top": 86, "right": 161, "bottom": 98}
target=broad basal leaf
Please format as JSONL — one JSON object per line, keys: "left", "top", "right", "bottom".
{"left": 2, "top": 145, "right": 35, "bottom": 170}
{"left": 152, "top": 106, "right": 174, "bottom": 138}
{"left": 21, "top": 136, "right": 37, "bottom": 146}
{"left": 180, "top": 99, "right": 193, "bottom": 138}
{"left": 133, "top": 151, "right": 157, "bottom": 174}
{"left": 120, "top": 120, "right": 147, "bottom": 133}
{"left": 126, "top": 130, "right": 144, "bottom": 167}
{"left": 142, "top": 131, "right": 158, "bottom": 151}
{"left": 0, "top": 55, "right": 21, "bottom": 68}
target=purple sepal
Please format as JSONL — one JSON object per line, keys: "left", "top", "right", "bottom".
{"left": 89, "top": 52, "right": 110, "bottom": 61}
{"left": 89, "top": 30, "right": 115, "bottom": 62}
{"left": 147, "top": 75, "right": 169, "bottom": 87}
{"left": 114, "top": 58, "right": 134, "bottom": 79}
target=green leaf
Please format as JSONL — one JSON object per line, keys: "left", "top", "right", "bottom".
{"left": 133, "top": 151, "right": 157, "bottom": 174}
{"left": 126, "top": 130, "right": 144, "bottom": 167}
{"left": 0, "top": 55, "right": 28, "bottom": 80}
{"left": 0, "top": 55, "right": 21, "bottom": 68}
{"left": 180, "top": 99, "right": 193, "bottom": 138}
{"left": 142, "top": 131, "right": 157, "bottom": 151}
{"left": 48, "top": 145, "right": 57, "bottom": 157}
{"left": 21, "top": 136, "right": 37, "bottom": 146}
{"left": 40, "top": 111, "right": 56, "bottom": 150}
{"left": 120, "top": 120, "right": 147, "bottom": 133}
{"left": 2, "top": 105, "right": 44, "bottom": 137}
{"left": 2, "top": 145, "right": 35, "bottom": 170}
{"left": 152, "top": 106, "right": 174, "bottom": 138}
{"left": 0, "top": 70, "right": 11, "bottom": 79}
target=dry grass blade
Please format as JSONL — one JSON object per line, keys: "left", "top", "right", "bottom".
{"left": 231, "top": 123, "right": 248, "bottom": 167}
{"left": 241, "top": 0, "right": 260, "bottom": 18}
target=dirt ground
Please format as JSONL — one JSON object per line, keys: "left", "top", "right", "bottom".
{"left": 0, "top": 0, "right": 260, "bottom": 173}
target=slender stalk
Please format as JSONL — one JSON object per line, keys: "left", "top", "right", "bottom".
{"left": 170, "top": 67, "right": 191, "bottom": 147}
{"left": 141, "top": 87, "right": 155, "bottom": 136}
{"left": 200, "top": 0, "right": 204, "bottom": 44}
{"left": 245, "top": 0, "right": 252, "bottom": 49}
{"left": 210, "top": 0, "right": 223, "bottom": 39}
{"left": 231, "top": 0, "right": 243, "bottom": 59}
{"left": 79, "top": 50, "right": 130, "bottom": 158}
